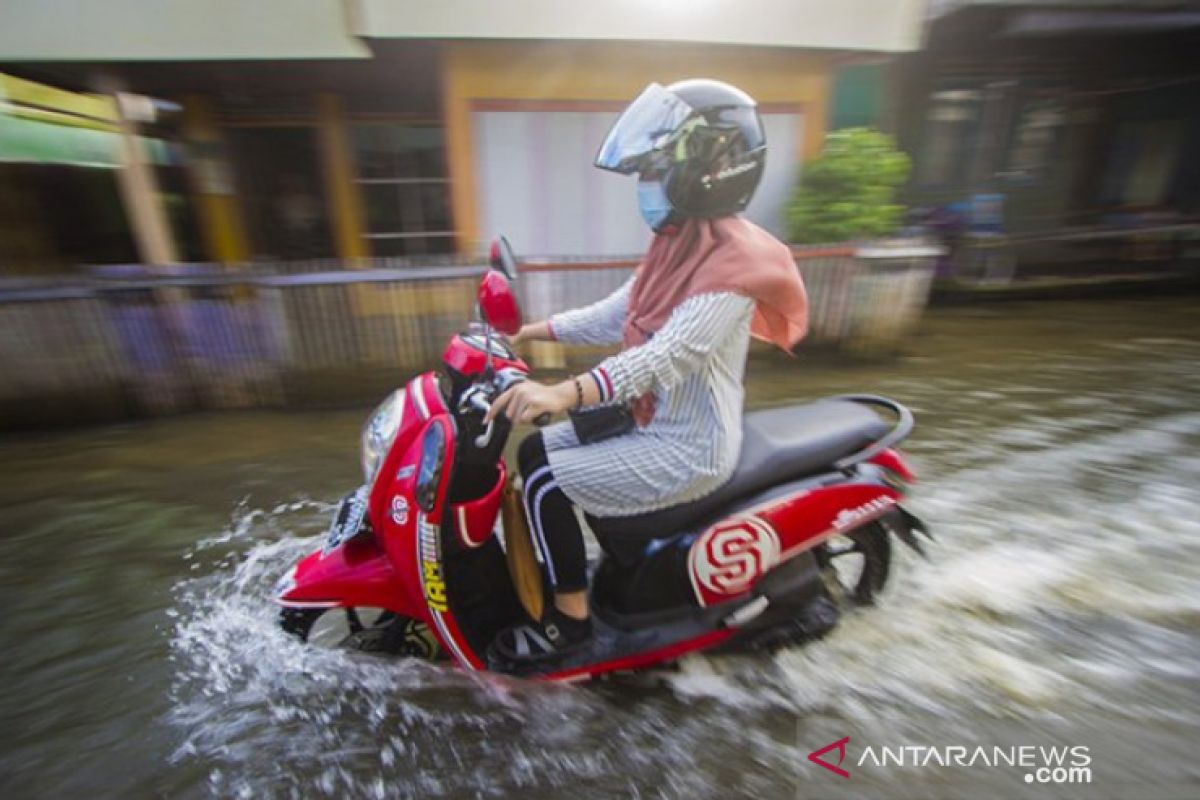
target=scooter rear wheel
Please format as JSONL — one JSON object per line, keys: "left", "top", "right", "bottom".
{"left": 815, "top": 522, "right": 892, "bottom": 606}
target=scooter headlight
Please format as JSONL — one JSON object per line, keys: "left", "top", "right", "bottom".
{"left": 361, "top": 389, "right": 406, "bottom": 482}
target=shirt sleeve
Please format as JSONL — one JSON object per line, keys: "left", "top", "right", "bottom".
{"left": 546, "top": 277, "right": 634, "bottom": 346}
{"left": 591, "top": 292, "right": 754, "bottom": 404}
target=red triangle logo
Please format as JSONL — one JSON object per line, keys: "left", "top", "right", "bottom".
{"left": 808, "top": 736, "right": 851, "bottom": 778}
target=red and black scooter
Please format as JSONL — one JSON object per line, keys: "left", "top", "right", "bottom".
{"left": 275, "top": 237, "right": 930, "bottom": 681}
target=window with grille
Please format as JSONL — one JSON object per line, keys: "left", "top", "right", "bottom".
{"left": 352, "top": 123, "right": 455, "bottom": 257}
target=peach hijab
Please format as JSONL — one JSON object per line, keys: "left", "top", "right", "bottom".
{"left": 624, "top": 215, "right": 809, "bottom": 424}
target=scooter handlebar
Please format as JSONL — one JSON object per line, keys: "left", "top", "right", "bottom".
{"left": 487, "top": 369, "right": 552, "bottom": 427}
{"left": 464, "top": 378, "right": 550, "bottom": 448}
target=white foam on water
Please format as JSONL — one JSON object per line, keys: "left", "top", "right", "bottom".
{"left": 168, "top": 498, "right": 728, "bottom": 798}
{"left": 665, "top": 407, "right": 1200, "bottom": 736}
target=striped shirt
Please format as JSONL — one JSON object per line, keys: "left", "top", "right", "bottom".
{"left": 541, "top": 278, "right": 755, "bottom": 518}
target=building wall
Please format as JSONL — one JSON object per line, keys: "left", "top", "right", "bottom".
{"left": 830, "top": 62, "right": 887, "bottom": 130}
{"left": 353, "top": 0, "right": 927, "bottom": 53}
{"left": 441, "top": 40, "right": 835, "bottom": 253}
{"left": 0, "top": 0, "right": 367, "bottom": 61}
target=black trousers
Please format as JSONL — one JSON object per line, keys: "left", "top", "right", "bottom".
{"left": 516, "top": 432, "right": 589, "bottom": 592}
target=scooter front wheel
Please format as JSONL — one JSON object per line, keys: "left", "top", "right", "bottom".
{"left": 279, "top": 606, "right": 325, "bottom": 640}
{"left": 278, "top": 606, "right": 441, "bottom": 659}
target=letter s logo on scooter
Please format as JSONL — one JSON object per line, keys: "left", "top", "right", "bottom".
{"left": 689, "top": 516, "right": 781, "bottom": 606}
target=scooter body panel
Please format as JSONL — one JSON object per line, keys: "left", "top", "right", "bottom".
{"left": 686, "top": 481, "right": 904, "bottom": 608}
{"left": 279, "top": 373, "right": 449, "bottom": 615}
{"left": 868, "top": 447, "right": 917, "bottom": 484}
{"left": 280, "top": 534, "right": 410, "bottom": 613}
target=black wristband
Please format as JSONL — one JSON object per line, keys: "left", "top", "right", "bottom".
{"left": 573, "top": 376, "right": 584, "bottom": 410}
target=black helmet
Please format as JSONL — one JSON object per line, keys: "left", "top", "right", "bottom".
{"left": 595, "top": 79, "right": 766, "bottom": 231}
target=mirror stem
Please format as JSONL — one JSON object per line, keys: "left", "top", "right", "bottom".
{"left": 484, "top": 323, "right": 496, "bottom": 379}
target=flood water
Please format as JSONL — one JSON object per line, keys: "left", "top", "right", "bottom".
{"left": 1, "top": 296, "right": 1198, "bottom": 799}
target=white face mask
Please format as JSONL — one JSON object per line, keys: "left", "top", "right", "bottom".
{"left": 637, "top": 179, "right": 673, "bottom": 231}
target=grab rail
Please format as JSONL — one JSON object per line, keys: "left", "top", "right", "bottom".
{"left": 830, "top": 394, "right": 915, "bottom": 471}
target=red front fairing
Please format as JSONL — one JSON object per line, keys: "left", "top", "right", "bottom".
{"left": 279, "top": 374, "right": 449, "bottom": 619}
{"left": 371, "top": 414, "right": 454, "bottom": 623}
{"left": 283, "top": 534, "right": 403, "bottom": 610}
{"left": 279, "top": 371, "right": 496, "bottom": 670}
{"left": 395, "top": 415, "right": 489, "bottom": 670}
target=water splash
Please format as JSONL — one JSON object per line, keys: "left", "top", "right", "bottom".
{"left": 166, "top": 337, "right": 1200, "bottom": 797}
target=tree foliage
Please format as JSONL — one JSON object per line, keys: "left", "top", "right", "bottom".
{"left": 786, "top": 127, "right": 911, "bottom": 244}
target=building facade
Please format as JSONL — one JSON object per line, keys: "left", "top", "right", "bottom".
{"left": 0, "top": 0, "right": 927, "bottom": 271}
{"left": 898, "top": 1, "right": 1200, "bottom": 239}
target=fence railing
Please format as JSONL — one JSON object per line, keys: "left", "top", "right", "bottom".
{"left": 946, "top": 222, "right": 1200, "bottom": 285}
{"left": 0, "top": 248, "right": 937, "bottom": 427}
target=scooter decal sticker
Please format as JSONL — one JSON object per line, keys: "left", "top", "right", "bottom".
{"left": 417, "top": 516, "right": 449, "bottom": 613}
{"left": 688, "top": 516, "right": 782, "bottom": 607}
{"left": 415, "top": 512, "right": 479, "bottom": 670}
{"left": 391, "top": 495, "right": 409, "bottom": 526}
{"left": 833, "top": 495, "right": 896, "bottom": 532}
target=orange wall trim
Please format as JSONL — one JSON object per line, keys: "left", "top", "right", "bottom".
{"left": 442, "top": 40, "right": 833, "bottom": 255}
{"left": 316, "top": 93, "right": 370, "bottom": 264}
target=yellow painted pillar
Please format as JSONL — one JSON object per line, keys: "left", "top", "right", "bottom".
{"left": 181, "top": 95, "right": 250, "bottom": 266}
{"left": 441, "top": 45, "right": 480, "bottom": 256}
{"left": 315, "top": 93, "right": 370, "bottom": 265}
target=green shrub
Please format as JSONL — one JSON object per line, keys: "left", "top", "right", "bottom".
{"left": 786, "top": 127, "right": 911, "bottom": 244}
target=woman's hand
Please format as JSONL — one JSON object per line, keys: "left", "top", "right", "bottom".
{"left": 507, "top": 321, "right": 552, "bottom": 348}
{"left": 485, "top": 379, "right": 574, "bottom": 425}
{"left": 506, "top": 326, "right": 529, "bottom": 348}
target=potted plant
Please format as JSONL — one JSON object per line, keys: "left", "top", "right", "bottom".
{"left": 786, "top": 128, "right": 940, "bottom": 353}
{"left": 786, "top": 127, "right": 911, "bottom": 245}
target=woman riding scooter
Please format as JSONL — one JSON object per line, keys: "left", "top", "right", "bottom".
{"left": 485, "top": 79, "right": 809, "bottom": 665}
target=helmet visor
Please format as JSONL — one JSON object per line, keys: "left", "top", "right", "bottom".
{"left": 594, "top": 83, "right": 694, "bottom": 175}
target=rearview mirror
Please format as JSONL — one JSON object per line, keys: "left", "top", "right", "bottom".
{"left": 489, "top": 236, "right": 518, "bottom": 281}
{"left": 477, "top": 271, "right": 522, "bottom": 336}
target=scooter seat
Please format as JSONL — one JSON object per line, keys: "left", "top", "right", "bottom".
{"left": 588, "top": 400, "right": 890, "bottom": 542}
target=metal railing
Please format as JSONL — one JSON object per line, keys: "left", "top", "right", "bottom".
{"left": 0, "top": 248, "right": 939, "bottom": 427}
{"left": 951, "top": 222, "right": 1200, "bottom": 285}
